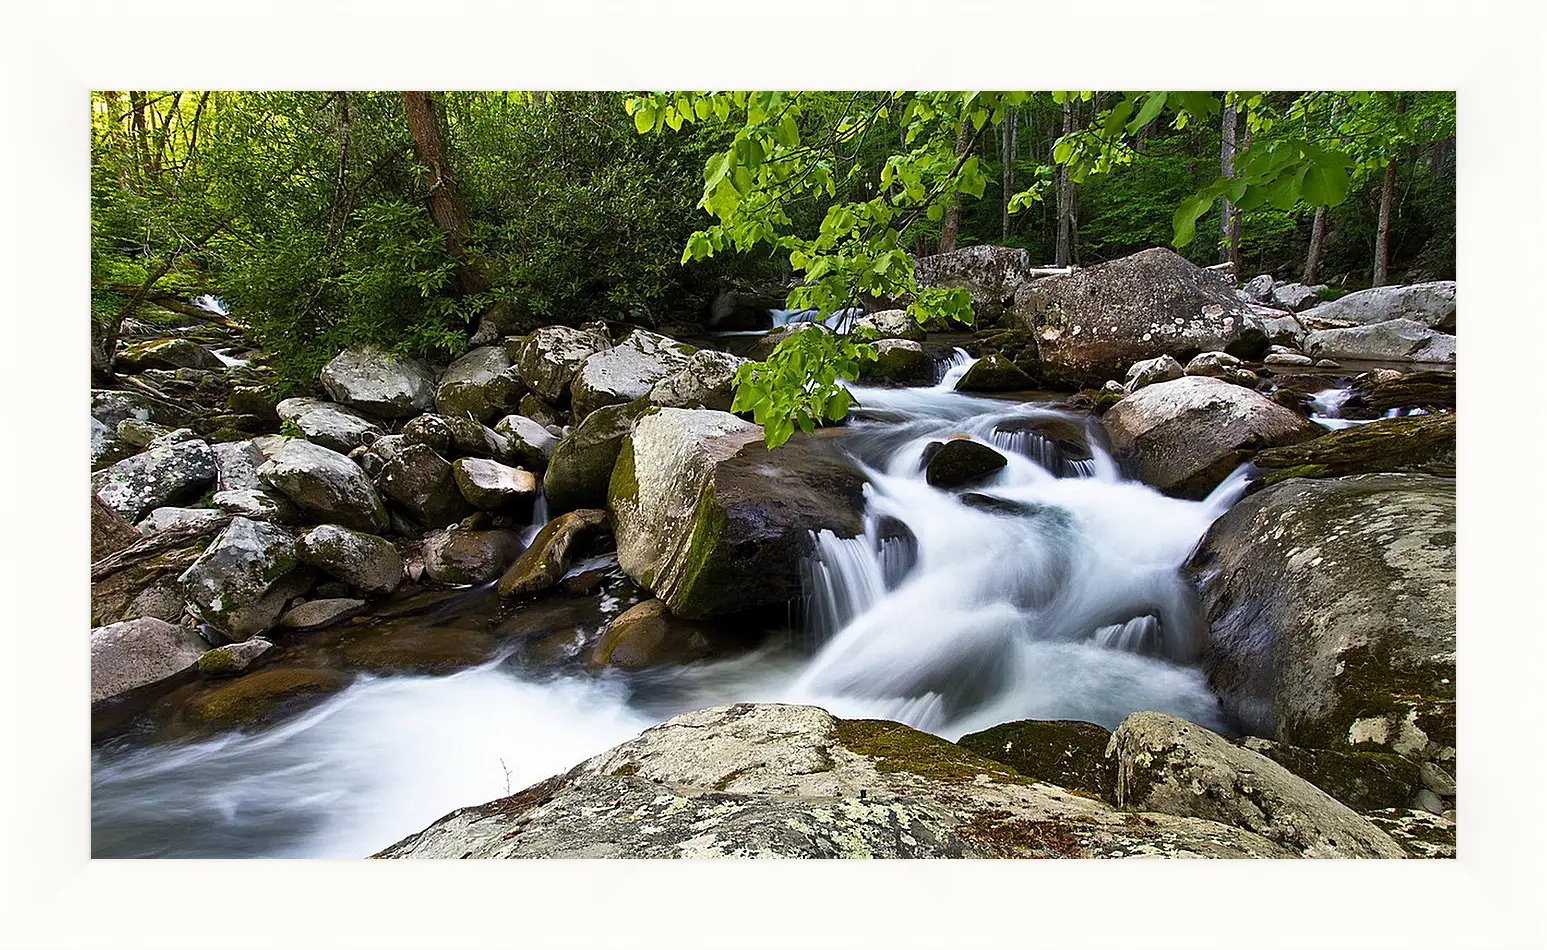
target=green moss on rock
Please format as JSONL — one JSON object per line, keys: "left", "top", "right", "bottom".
{"left": 832, "top": 718, "right": 1033, "bottom": 785}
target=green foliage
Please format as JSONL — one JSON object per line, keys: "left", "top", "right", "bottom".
{"left": 728, "top": 325, "right": 876, "bottom": 448}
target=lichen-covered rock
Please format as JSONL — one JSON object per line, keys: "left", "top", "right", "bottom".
{"left": 1300, "top": 282, "right": 1456, "bottom": 333}
{"left": 1190, "top": 474, "right": 1455, "bottom": 755}
{"left": 424, "top": 528, "right": 525, "bottom": 586}
{"left": 92, "top": 439, "right": 217, "bottom": 523}
{"left": 1303, "top": 319, "right": 1456, "bottom": 364}
{"left": 1361, "top": 808, "right": 1456, "bottom": 858}
{"left": 90, "top": 617, "right": 210, "bottom": 703}
{"left": 275, "top": 397, "right": 384, "bottom": 453}
{"left": 114, "top": 338, "right": 224, "bottom": 373}
{"left": 922, "top": 438, "right": 1008, "bottom": 489}
{"left": 858, "top": 339, "right": 933, "bottom": 385}
{"left": 611, "top": 409, "right": 867, "bottom": 618}
{"left": 1241, "top": 274, "right": 1275, "bottom": 303}
{"left": 1253, "top": 414, "right": 1456, "bottom": 485}
{"left": 319, "top": 345, "right": 436, "bottom": 418}
{"left": 516, "top": 326, "right": 612, "bottom": 403}
{"left": 135, "top": 506, "right": 229, "bottom": 536}
{"left": 1102, "top": 376, "right": 1321, "bottom": 498}
{"left": 1122, "top": 354, "right": 1184, "bottom": 393}
{"left": 542, "top": 403, "right": 639, "bottom": 514}
{"left": 212, "top": 440, "right": 267, "bottom": 492}
{"left": 958, "top": 720, "right": 1116, "bottom": 803}
{"left": 296, "top": 524, "right": 403, "bottom": 596}
{"left": 1237, "top": 737, "right": 1420, "bottom": 812}
{"left": 258, "top": 439, "right": 389, "bottom": 533}
{"left": 1010, "top": 247, "right": 1274, "bottom": 387}
{"left": 452, "top": 458, "right": 538, "bottom": 510}
{"left": 434, "top": 345, "right": 525, "bottom": 421}
{"left": 196, "top": 637, "right": 274, "bottom": 677}
{"left": 493, "top": 414, "right": 560, "bottom": 469}
{"left": 913, "top": 244, "right": 1034, "bottom": 323}
{"left": 851, "top": 309, "right": 925, "bottom": 342}
{"left": 92, "top": 494, "right": 141, "bottom": 562}
{"left": 646, "top": 349, "right": 748, "bottom": 412}
{"left": 179, "top": 517, "right": 316, "bottom": 639}
{"left": 92, "top": 388, "right": 185, "bottom": 430}
{"left": 1108, "top": 712, "right": 1407, "bottom": 858}
{"left": 570, "top": 330, "right": 695, "bottom": 421}
{"left": 496, "top": 509, "right": 606, "bottom": 598}
{"left": 378, "top": 703, "right": 1294, "bottom": 859}
{"left": 377, "top": 442, "right": 473, "bottom": 527}
{"left": 280, "top": 597, "right": 367, "bottom": 629}
{"left": 212, "top": 488, "right": 301, "bottom": 523}
{"left": 1270, "top": 282, "right": 1322, "bottom": 312}
{"left": 954, "top": 354, "right": 1035, "bottom": 392}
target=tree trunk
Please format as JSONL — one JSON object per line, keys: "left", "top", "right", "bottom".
{"left": 401, "top": 91, "right": 488, "bottom": 296}
{"left": 1372, "top": 96, "right": 1407, "bottom": 287}
{"left": 936, "top": 116, "right": 974, "bottom": 255}
{"left": 1055, "top": 100, "right": 1076, "bottom": 268}
{"left": 129, "top": 91, "right": 151, "bottom": 188}
{"left": 1001, "top": 107, "right": 1016, "bottom": 240}
{"left": 1220, "top": 99, "right": 1241, "bottom": 270}
{"left": 1303, "top": 205, "right": 1328, "bottom": 284}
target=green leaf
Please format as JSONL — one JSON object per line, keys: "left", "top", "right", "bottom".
{"left": 1126, "top": 92, "right": 1168, "bottom": 134}
{"left": 776, "top": 113, "right": 800, "bottom": 147}
{"left": 1171, "top": 193, "right": 1215, "bottom": 247}
{"left": 633, "top": 107, "right": 656, "bottom": 134}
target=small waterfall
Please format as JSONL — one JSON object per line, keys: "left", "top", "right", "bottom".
{"left": 934, "top": 348, "right": 975, "bottom": 390}
{"left": 193, "top": 294, "right": 230, "bottom": 315}
{"left": 1094, "top": 615, "right": 1161, "bottom": 655}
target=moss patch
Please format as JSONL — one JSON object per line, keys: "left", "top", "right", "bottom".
{"left": 833, "top": 719, "right": 1032, "bottom": 785}
{"left": 181, "top": 667, "right": 349, "bottom": 728}
{"left": 666, "top": 480, "right": 730, "bottom": 618}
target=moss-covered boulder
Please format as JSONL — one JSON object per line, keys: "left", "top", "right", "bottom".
{"left": 922, "top": 438, "right": 1007, "bottom": 489}
{"left": 954, "top": 354, "right": 1035, "bottom": 392}
{"left": 1237, "top": 737, "right": 1420, "bottom": 812}
{"left": 1252, "top": 413, "right": 1455, "bottom": 488}
{"left": 493, "top": 414, "right": 560, "bottom": 470}
{"left": 195, "top": 637, "right": 274, "bottom": 677}
{"left": 496, "top": 509, "right": 607, "bottom": 598}
{"left": 542, "top": 403, "right": 639, "bottom": 514}
{"left": 257, "top": 438, "right": 389, "bottom": 533}
{"left": 275, "top": 397, "right": 384, "bottom": 453}
{"left": 859, "top": 339, "right": 933, "bottom": 385}
{"left": 1361, "top": 808, "right": 1456, "bottom": 858}
{"left": 296, "top": 524, "right": 403, "bottom": 596}
{"left": 1352, "top": 369, "right": 1456, "bottom": 413}
{"left": 178, "top": 667, "right": 350, "bottom": 730}
{"left": 957, "top": 720, "right": 1116, "bottom": 803}
{"left": 115, "top": 338, "right": 225, "bottom": 373}
{"left": 434, "top": 345, "right": 526, "bottom": 421}
{"left": 452, "top": 458, "right": 538, "bottom": 510}
{"left": 179, "top": 517, "right": 316, "bottom": 640}
{"left": 585, "top": 598, "right": 752, "bottom": 670}
{"left": 319, "top": 345, "right": 437, "bottom": 418}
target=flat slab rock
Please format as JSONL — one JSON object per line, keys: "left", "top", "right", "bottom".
{"left": 377, "top": 703, "right": 1296, "bottom": 859}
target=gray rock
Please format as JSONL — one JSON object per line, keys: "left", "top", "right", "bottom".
{"left": 91, "top": 389, "right": 185, "bottom": 431}
{"left": 493, "top": 414, "right": 559, "bottom": 469}
{"left": 1241, "top": 274, "right": 1276, "bottom": 303}
{"left": 1303, "top": 319, "right": 1456, "bottom": 364}
{"left": 212, "top": 440, "right": 267, "bottom": 492}
{"left": 542, "top": 403, "right": 638, "bottom": 514}
{"left": 1191, "top": 474, "right": 1455, "bottom": 755}
{"left": 91, "top": 617, "right": 210, "bottom": 703}
{"left": 280, "top": 597, "right": 367, "bottom": 630}
{"left": 378, "top": 703, "right": 1293, "bottom": 859}
{"left": 92, "top": 439, "right": 217, "bottom": 523}
{"left": 515, "top": 326, "right": 612, "bottom": 403}
{"left": 570, "top": 329, "right": 695, "bottom": 420}
{"left": 319, "top": 345, "right": 436, "bottom": 418}
{"left": 912, "top": 244, "right": 1034, "bottom": 324}
{"left": 196, "top": 637, "right": 275, "bottom": 676}
{"left": 1238, "top": 312, "right": 1308, "bottom": 356}
{"left": 258, "top": 439, "right": 389, "bottom": 533}
{"left": 1264, "top": 352, "right": 1314, "bottom": 366}
{"left": 851, "top": 309, "right": 925, "bottom": 342}
{"left": 296, "top": 524, "right": 403, "bottom": 596}
{"left": 1300, "top": 282, "right": 1456, "bottom": 332}
{"left": 136, "top": 506, "right": 229, "bottom": 536}
{"left": 1122, "top": 354, "right": 1184, "bottom": 393}
{"left": 452, "top": 457, "right": 538, "bottom": 510}
{"left": 1419, "top": 761, "right": 1456, "bottom": 797}
{"left": 1183, "top": 351, "right": 1243, "bottom": 378}
{"left": 92, "top": 513, "right": 233, "bottom": 627}
{"left": 1271, "top": 282, "right": 1322, "bottom": 312}
{"left": 275, "top": 397, "right": 384, "bottom": 453}
{"left": 179, "top": 517, "right": 316, "bottom": 639}
{"left": 646, "top": 350, "right": 748, "bottom": 412}
{"left": 147, "top": 427, "right": 198, "bottom": 451}
{"left": 1108, "top": 711, "right": 1407, "bottom": 858}
{"left": 424, "top": 528, "right": 525, "bottom": 586}
{"left": 377, "top": 442, "right": 472, "bottom": 527}
{"left": 212, "top": 488, "right": 300, "bottom": 523}
{"left": 1362, "top": 808, "right": 1456, "bottom": 858}
{"left": 434, "top": 345, "right": 524, "bottom": 421}
{"left": 1102, "top": 377, "right": 1320, "bottom": 497}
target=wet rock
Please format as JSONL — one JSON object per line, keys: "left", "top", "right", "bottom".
{"left": 646, "top": 349, "right": 748, "bottom": 412}
{"left": 958, "top": 720, "right": 1116, "bottom": 803}
{"left": 497, "top": 509, "right": 607, "bottom": 598}
{"left": 923, "top": 438, "right": 1008, "bottom": 489}
{"left": 860, "top": 339, "right": 933, "bottom": 385}
{"left": 136, "top": 507, "right": 229, "bottom": 536}
{"left": 1270, "top": 282, "right": 1322, "bottom": 312}
{"left": 435, "top": 345, "right": 525, "bottom": 421}
{"left": 1300, "top": 281, "right": 1456, "bottom": 333}
{"left": 1362, "top": 808, "right": 1456, "bottom": 858}
{"left": 1237, "top": 737, "right": 1420, "bottom": 812}
{"left": 1109, "top": 711, "right": 1407, "bottom": 858}
{"left": 542, "top": 403, "right": 639, "bottom": 514}
{"left": 91, "top": 617, "right": 210, "bottom": 703}
{"left": 178, "top": 667, "right": 351, "bottom": 730}
{"left": 280, "top": 597, "right": 367, "bottom": 629}
{"left": 258, "top": 439, "right": 389, "bottom": 533}
{"left": 378, "top": 703, "right": 1293, "bottom": 859}
{"left": 296, "top": 524, "right": 403, "bottom": 596}
{"left": 1253, "top": 414, "right": 1456, "bottom": 485}
{"left": 179, "top": 517, "right": 316, "bottom": 640}
{"left": 1353, "top": 370, "right": 1455, "bottom": 413}
{"left": 424, "top": 528, "right": 525, "bottom": 585}
{"left": 1122, "top": 354, "right": 1184, "bottom": 393}
{"left": 1191, "top": 474, "right": 1455, "bottom": 755}
{"left": 851, "top": 309, "right": 925, "bottom": 342}
{"left": 1303, "top": 319, "right": 1456, "bottom": 364}
{"left": 493, "top": 414, "right": 560, "bottom": 469}
{"left": 515, "top": 326, "right": 612, "bottom": 403}
{"left": 212, "top": 488, "right": 301, "bottom": 523}
{"left": 1102, "top": 376, "right": 1320, "bottom": 498}
{"left": 611, "top": 409, "right": 867, "bottom": 618}
{"left": 275, "top": 397, "right": 384, "bottom": 453}
{"left": 570, "top": 329, "right": 695, "bottom": 421}
{"left": 92, "top": 494, "right": 141, "bottom": 562}
{"left": 93, "top": 439, "right": 217, "bottom": 523}
{"left": 377, "top": 442, "right": 473, "bottom": 528}
{"left": 955, "top": 354, "right": 1035, "bottom": 392}
{"left": 319, "top": 345, "right": 436, "bottom": 418}
{"left": 114, "top": 338, "right": 225, "bottom": 373}
{"left": 195, "top": 637, "right": 275, "bottom": 677}
{"left": 585, "top": 598, "right": 741, "bottom": 670}
{"left": 452, "top": 458, "right": 538, "bottom": 510}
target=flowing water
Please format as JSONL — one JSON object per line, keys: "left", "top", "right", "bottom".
{"left": 92, "top": 355, "right": 1254, "bottom": 858}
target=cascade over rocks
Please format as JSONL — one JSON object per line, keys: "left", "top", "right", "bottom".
{"left": 1190, "top": 474, "right": 1455, "bottom": 757}
{"left": 114, "top": 338, "right": 226, "bottom": 373}
{"left": 296, "top": 524, "right": 403, "bottom": 595}
{"left": 1300, "top": 281, "right": 1456, "bottom": 332}
{"left": 378, "top": 703, "right": 1294, "bottom": 859}
{"left": 275, "top": 398, "right": 384, "bottom": 453}
{"left": 91, "top": 617, "right": 210, "bottom": 704}
{"left": 610, "top": 409, "right": 867, "bottom": 618}
{"left": 93, "top": 439, "right": 217, "bottom": 523}
{"left": 1102, "top": 376, "right": 1320, "bottom": 497}
{"left": 1107, "top": 712, "right": 1407, "bottom": 858}
{"left": 319, "top": 345, "right": 436, "bottom": 418}
{"left": 1010, "top": 247, "right": 1273, "bottom": 387}
{"left": 515, "top": 326, "right": 613, "bottom": 403}
{"left": 434, "top": 345, "right": 525, "bottom": 421}
{"left": 257, "top": 439, "right": 389, "bottom": 533}
{"left": 179, "top": 517, "right": 316, "bottom": 640}
{"left": 1303, "top": 319, "right": 1456, "bottom": 364}
{"left": 570, "top": 329, "right": 695, "bottom": 421}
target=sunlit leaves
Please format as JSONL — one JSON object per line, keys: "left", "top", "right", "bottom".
{"left": 729, "top": 325, "right": 876, "bottom": 448}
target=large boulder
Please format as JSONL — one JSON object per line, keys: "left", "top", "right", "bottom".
{"left": 114, "top": 338, "right": 225, "bottom": 373}
{"left": 91, "top": 617, "right": 210, "bottom": 703}
{"left": 402, "top": 413, "right": 508, "bottom": 462}
{"left": 212, "top": 488, "right": 301, "bottom": 524}
{"left": 1236, "top": 737, "right": 1420, "bottom": 813}
{"left": 1270, "top": 282, "right": 1322, "bottom": 312}
{"left": 493, "top": 414, "right": 560, "bottom": 469}
{"left": 211, "top": 440, "right": 267, "bottom": 492}
{"left": 376, "top": 442, "right": 473, "bottom": 527}
{"left": 434, "top": 345, "right": 524, "bottom": 421}
{"left": 423, "top": 528, "right": 525, "bottom": 586}
{"left": 275, "top": 397, "right": 383, "bottom": 453}
{"left": 1303, "top": 319, "right": 1456, "bottom": 364}
{"left": 296, "top": 524, "right": 403, "bottom": 596}
{"left": 1300, "top": 282, "right": 1456, "bottom": 332}
{"left": 646, "top": 350, "right": 748, "bottom": 412}
{"left": 92, "top": 439, "right": 217, "bottom": 523}
{"left": 179, "top": 517, "right": 316, "bottom": 640}
{"left": 1252, "top": 414, "right": 1456, "bottom": 484}
{"left": 319, "top": 345, "right": 436, "bottom": 418}
{"left": 1101, "top": 376, "right": 1321, "bottom": 497}
{"left": 1108, "top": 712, "right": 1407, "bottom": 858}
{"left": 1010, "top": 247, "right": 1271, "bottom": 386}
{"left": 922, "top": 438, "right": 1008, "bottom": 489}
{"left": 570, "top": 329, "right": 695, "bottom": 421}
{"left": 542, "top": 403, "right": 638, "bottom": 514}
{"left": 514, "top": 326, "right": 612, "bottom": 403}
{"left": 913, "top": 244, "right": 1034, "bottom": 323}
{"left": 1190, "top": 474, "right": 1455, "bottom": 758}
{"left": 452, "top": 458, "right": 538, "bottom": 510}
{"left": 257, "top": 439, "right": 389, "bottom": 533}
{"left": 610, "top": 409, "right": 867, "bottom": 618}
{"left": 1353, "top": 370, "right": 1455, "bottom": 413}
{"left": 378, "top": 703, "right": 1293, "bottom": 859}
